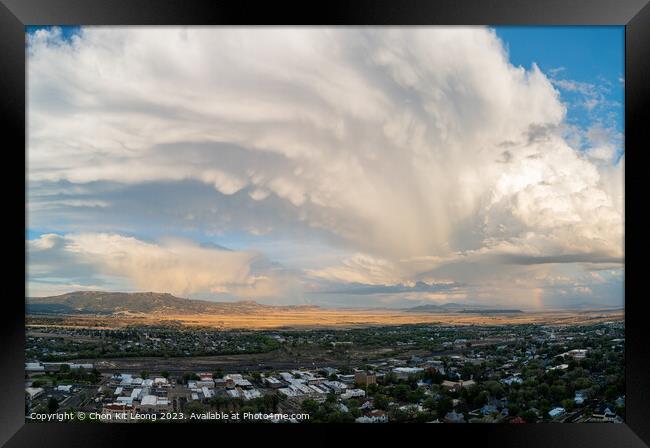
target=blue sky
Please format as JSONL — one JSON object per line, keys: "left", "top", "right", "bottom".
{"left": 495, "top": 26, "right": 624, "bottom": 160}
{"left": 26, "top": 27, "right": 624, "bottom": 308}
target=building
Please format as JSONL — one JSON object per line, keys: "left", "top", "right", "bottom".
{"left": 201, "top": 386, "right": 214, "bottom": 399}
{"left": 574, "top": 390, "right": 588, "bottom": 405}
{"left": 242, "top": 389, "right": 262, "bottom": 400}
{"left": 355, "top": 410, "right": 388, "bottom": 423}
{"left": 25, "top": 387, "right": 44, "bottom": 400}
{"left": 264, "top": 377, "right": 282, "bottom": 388}
{"left": 130, "top": 388, "right": 143, "bottom": 400}
{"left": 138, "top": 395, "right": 172, "bottom": 413}
{"left": 25, "top": 362, "right": 45, "bottom": 372}
{"left": 101, "top": 403, "right": 137, "bottom": 422}
{"left": 341, "top": 388, "right": 366, "bottom": 400}
{"left": 153, "top": 377, "right": 169, "bottom": 387}
{"left": 116, "top": 396, "right": 134, "bottom": 406}
{"left": 354, "top": 370, "right": 377, "bottom": 387}
{"left": 444, "top": 411, "right": 466, "bottom": 423}
{"left": 441, "top": 379, "right": 476, "bottom": 391}
{"left": 392, "top": 367, "right": 424, "bottom": 379}
{"left": 548, "top": 407, "right": 566, "bottom": 418}
{"left": 501, "top": 376, "right": 523, "bottom": 386}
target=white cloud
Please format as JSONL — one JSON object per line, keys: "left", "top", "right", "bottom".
{"left": 28, "top": 233, "right": 293, "bottom": 299}
{"left": 26, "top": 27, "right": 624, "bottom": 306}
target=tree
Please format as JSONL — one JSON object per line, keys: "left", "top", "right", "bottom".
{"left": 522, "top": 410, "right": 538, "bottom": 423}
{"left": 302, "top": 399, "right": 319, "bottom": 414}
{"left": 436, "top": 396, "right": 452, "bottom": 417}
{"left": 59, "top": 364, "right": 71, "bottom": 374}
{"left": 374, "top": 394, "right": 389, "bottom": 410}
{"left": 423, "top": 397, "right": 437, "bottom": 412}
{"left": 47, "top": 397, "right": 59, "bottom": 413}
{"left": 140, "top": 371, "right": 149, "bottom": 379}
{"left": 161, "top": 371, "right": 170, "bottom": 379}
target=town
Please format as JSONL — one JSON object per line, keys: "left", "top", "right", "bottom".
{"left": 25, "top": 320, "right": 625, "bottom": 423}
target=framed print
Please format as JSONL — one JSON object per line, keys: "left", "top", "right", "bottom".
{"left": 1, "top": 0, "right": 649, "bottom": 446}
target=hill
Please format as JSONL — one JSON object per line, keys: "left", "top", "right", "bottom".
{"left": 26, "top": 291, "right": 317, "bottom": 315}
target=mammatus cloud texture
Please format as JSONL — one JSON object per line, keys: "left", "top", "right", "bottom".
{"left": 27, "top": 27, "right": 623, "bottom": 308}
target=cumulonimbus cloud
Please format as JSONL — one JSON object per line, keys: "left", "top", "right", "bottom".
{"left": 26, "top": 27, "right": 623, "bottom": 305}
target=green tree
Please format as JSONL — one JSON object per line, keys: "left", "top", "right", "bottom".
{"left": 436, "top": 396, "right": 452, "bottom": 417}
{"left": 184, "top": 401, "right": 206, "bottom": 414}
{"left": 47, "top": 397, "right": 59, "bottom": 413}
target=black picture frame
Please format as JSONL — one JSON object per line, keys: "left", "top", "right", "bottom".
{"left": 2, "top": 0, "right": 648, "bottom": 446}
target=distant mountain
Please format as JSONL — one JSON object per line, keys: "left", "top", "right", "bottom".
{"left": 439, "top": 302, "right": 465, "bottom": 309}
{"left": 458, "top": 309, "right": 523, "bottom": 314}
{"left": 405, "top": 302, "right": 522, "bottom": 313}
{"left": 405, "top": 304, "right": 443, "bottom": 312}
{"left": 26, "top": 291, "right": 318, "bottom": 315}
{"left": 565, "top": 302, "right": 622, "bottom": 310}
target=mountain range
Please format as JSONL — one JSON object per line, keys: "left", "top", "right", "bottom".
{"left": 26, "top": 291, "right": 317, "bottom": 315}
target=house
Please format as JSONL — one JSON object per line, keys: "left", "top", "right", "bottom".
{"left": 138, "top": 395, "right": 172, "bottom": 412}
{"left": 119, "top": 374, "right": 133, "bottom": 386}
{"left": 481, "top": 404, "right": 498, "bottom": 415}
{"left": 546, "top": 364, "right": 569, "bottom": 372}
{"left": 278, "top": 388, "right": 299, "bottom": 397}
{"left": 56, "top": 385, "right": 73, "bottom": 393}
{"left": 501, "top": 376, "right": 523, "bottom": 386}
{"left": 202, "top": 386, "right": 214, "bottom": 399}
{"left": 441, "top": 379, "right": 476, "bottom": 390}
{"left": 196, "top": 379, "right": 214, "bottom": 388}
{"left": 548, "top": 407, "right": 566, "bottom": 418}
{"left": 392, "top": 367, "right": 424, "bottom": 379}
{"left": 234, "top": 379, "right": 253, "bottom": 388}
{"left": 242, "top": 389, "right": 262, "bottom": 400}
{"left": 265, "top": 377, "right": 283, "bottom": 388}
{"left": 323, "top": 380, "right": 347, "bottom": 394}
{"left": 322, "top": 367, "right": 338, "bottom": 377}
{"left": 153, "top": 377, "right": 169, "bottom": 387}
{"left": 25, "top": 362, "right": 45, "bottom": 372}
{"left": 130, "top": 388, "right": 143, "bottom": 400}
{"left": 338, "top": 374, "right": 356, "bottom": 384}
{"left": 341, "top": 388, "right": 365, "bottom": 400}
{"left": 355, "top": 410, "right": 388, "bottom": 423}
{"left": 592, "top": 405, "right": 617, "bottom": 421}
{"left": 444, "top": 411, "right": 466, "bottom": 423}
{"left": 227, "top": 389, "right": 242, "bottom": 398}
{"left": 25, "top": 387, "right": 44, "bottom": 400}
{"left": 574, "top": 391, "right": 587, "bottom": 405}
{"left": 116, "top": 396, "right": 134, "bottom": 405}
{"left": 101, "top": 403, "right": 136, "bottom": 422}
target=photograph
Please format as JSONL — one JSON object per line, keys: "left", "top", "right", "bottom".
{"left": 23, "top": 25, "right": 627, "bottom": 426}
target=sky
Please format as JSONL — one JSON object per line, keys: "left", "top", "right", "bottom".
{"left": 25, "top": 26, "right": 624, "bottom": 309}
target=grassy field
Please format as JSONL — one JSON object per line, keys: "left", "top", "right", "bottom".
{"left": 27, "top": 308, "right": 623, "bottom": 331}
